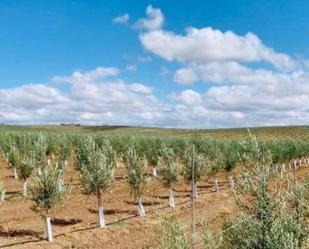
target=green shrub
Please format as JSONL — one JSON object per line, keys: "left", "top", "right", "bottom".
{"left": 155, "top": 215, "right": 189, "bottom": 249}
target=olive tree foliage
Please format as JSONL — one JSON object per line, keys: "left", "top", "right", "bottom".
{"left": 124, "top": 148, "right": 149, "bottom": 202}
{"left": 30, "top": 162, "right": 66, "bottom": 217}
{"left": 158, "top": 146, "right": 179, "bottom": 207}
{"left": 202, "top": 223, "right": 222, "bottom": 249}
{"left": 7, "top": 143, "right": 21, "bottom": 169}
{"left": 158, "top": 146, "right": 179, "bottom": 189}
{"left": 75, "top": 135, "right": 95, "bottom": 171}
{"left": 18, "top": 150, "right": 36, "bottom": 196}
{"left": 78, "top": 141, "right": 113, "bottom": 207}
{"left": 75, "top": 136, "right": 114, "bottom": 227}
{"left": 204, "top": 135, "right": 309, "bottom": 249}
{"left": 57, "top": 135, "right": 72, "bottom": 163}
{"left": 152, "top": 215, "right": 189, "bottom": 249}
{"left": 97, "top": 138, "right": 117, "bottom": 180}
{"left": 182, "top": 145, "right": 207, "bottom": 184}
{"left": 19, "top": 151, "right": 35, "bottom": 179}
{"left": 143, "top": 138, "right": 162, "bottom": 168}
{"left": 221, "top": 142, "right": 239, "bottom": 172}
{"left": 237, "top": 132, "right": 272, "bottom": 168}
{"left": 34, "top": 133, "right": 48, "bottom": 167}
{"left": 6, "top": 142, "right": 21, "bottom": 179}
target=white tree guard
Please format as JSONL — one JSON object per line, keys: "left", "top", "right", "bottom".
{"left": 168, "top": 189, "right": 175, "bottom": 208}
{"left": 98, "top": 206, "right": 105, "bottom": 228}
{"left": 111, "top": 169, "right": 115, "bottom": 182}
{"left": 23, "top": 180, "right": 28, "bottom": 197}
{"left": 13, "top": 167, "right": 18, "bottom": 179}
{"left": 0, "top": 190, "right": 5, "bottom": 202}
{"left": 137, "top": 198, "right": 145, "bottom": 217}
{"left": 45, "top": 217, "right": 53, "bottom": 242}
{"left": 214, "top": 178, "right": 219, "bottom": 192}
{"left": 193, "top": 183, "right": 198, "bottom": 199}
{"left": 152, "top": 167, "right": 158, "bottom": 177}
{"left": 57, "top": 179, "right": 63, "bottom": 192}
{"left": 282, "top": 163, "right": 286, "bottom": 173}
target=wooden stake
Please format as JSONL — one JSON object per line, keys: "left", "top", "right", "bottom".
{"left": 191, "top": 144, "right": 196, "bottom": 249}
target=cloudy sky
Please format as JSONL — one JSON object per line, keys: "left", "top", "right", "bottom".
{"left": 1, "top": 0, "right": 309, "bottom": 128}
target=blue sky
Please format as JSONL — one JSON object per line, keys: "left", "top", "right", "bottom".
{"left": 1, "top": 0, "right": 309, "bottom": 127}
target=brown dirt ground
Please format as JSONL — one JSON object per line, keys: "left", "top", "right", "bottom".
{"left": 0, "top": 156, "right": 308, "bottom": 249}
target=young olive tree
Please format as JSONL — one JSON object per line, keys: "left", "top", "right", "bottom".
{"left": 221, "top": 142, "right": 239, "bottom": 189}
{"left": 125, "top": 148, "right": 149, "bottom": 216}
{"left": 18, "top": 151, "right": 35, "bottom": 196}
{"left": 75, "top": 135, "right": 94, "bottom": 171}
{"left": 158, "top": 146, "right": 179, "bottom": 207}
{"left": 98, "top": 139, "right": 117, "bottom": 182}
{"left": 34, "top": 133, "right": 47, "bottom": 175}
{"left": 57, "top": 136, "right": 71, "bottom": 166}
{"left": 78, "top": 144, "right": 113, "bottom": 228}
{"left": 30, "top": 163, "right": 66, "bottom": 242}
{"left": 182, "top": 145, "right": 207, "bottom": 198}
{"left": 208, "top": 148, "right": 224, "bottom": 192}
{"left": 145, "top": 138, "right": 162, "bottom": 177}
{"left": 7, "top": 144, "right": 20, "bottom": 179}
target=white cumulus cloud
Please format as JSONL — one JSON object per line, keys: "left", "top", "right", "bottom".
{"left": 113, "top": 14, "right": 130, "bottom": 25}
{"left": 52, "top": 67, "right": 119, "bottom": 85}
{"left": 135, "top": 5, "right": 164, "bottom": 30}
{"left": 140, "top": 27, "right": 296, "bottom": 70}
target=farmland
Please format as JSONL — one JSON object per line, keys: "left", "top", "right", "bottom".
{"left": 0, "top": 125, "right": 309, "bottom": 249}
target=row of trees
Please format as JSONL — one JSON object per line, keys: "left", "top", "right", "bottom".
{"left": 0, "top": 130, "right": 309, "bottom": 243}
{"left": 151, "top": 135, "right": 309, "bottom": 249}
{"left": 2, "top": 130, "right": 309, "bottom": 172}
